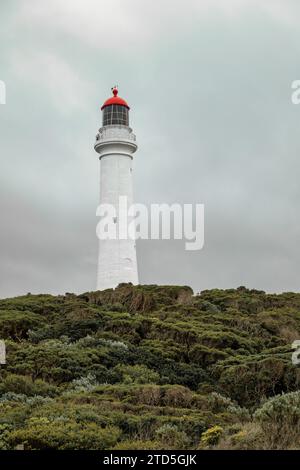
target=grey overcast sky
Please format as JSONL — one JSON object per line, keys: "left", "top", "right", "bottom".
{"left": 0, "top": 0, "right": 300, "bottom": 298}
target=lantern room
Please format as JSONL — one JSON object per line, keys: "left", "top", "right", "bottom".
{"left": 101, "top": 87, "right": 130, "bottom": 126}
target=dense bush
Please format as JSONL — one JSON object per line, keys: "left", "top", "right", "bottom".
{"left": 254, "top": 391, "right": 300, "bottom": 449}
{"left": 8, "top": 417, "right": 121, "bottom": 450}
{"left": 0, "top": 284, "right": 299, "bottom": 449}
{"left": 113, "top": 364, "right": 160, "bottom": 384}
{"left": 200, "top": 425, "right": 224, "bottom": 447}
{"left": 0, "top": 374, "right": 58, "bottom": 397}
{"left": 155, "top": 424, "right": 189, "bottom": 449}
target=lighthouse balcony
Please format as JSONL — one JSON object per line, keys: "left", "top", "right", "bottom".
{"left": 95, "top": 125, "right": 136, "bottom": 144}
{"left": 94, "top": 125, "right": 137, "bottom": 157}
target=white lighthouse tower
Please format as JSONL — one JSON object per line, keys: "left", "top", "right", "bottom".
{"left": 94, "top": 87, "right": 138, "bottom": 290}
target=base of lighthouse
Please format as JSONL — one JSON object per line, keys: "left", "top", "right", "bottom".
{"left": 97, "top": 237, "right": 138, "bottom": 291}
{"left": 95, "top": 124, "right": 138, "bottom": 291}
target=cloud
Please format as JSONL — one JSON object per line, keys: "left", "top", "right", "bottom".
{"left": 191, "top": 0, "right": 299, "bottom": 22}
{"left": 15, "top": 0, "right": 300, "bottom": 53}
{"left": 10, "top": 50, "right": 93, "bottom": 114}
{"left": 16, "top": 0, "right": 150, "bottom": 50}
{"left": 0, "top": 0, "right": 300, "bottom": 297}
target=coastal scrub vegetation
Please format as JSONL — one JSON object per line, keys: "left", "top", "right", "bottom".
{"left": 0, "top": 284, "right": 299, "bottom": 450}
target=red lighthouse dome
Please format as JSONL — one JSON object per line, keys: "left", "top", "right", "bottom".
{"left": 101, "top": 87, "right": 130, "bottom": 110}
{"left": 101, "top": 87, "right": 130, "bottom": 126}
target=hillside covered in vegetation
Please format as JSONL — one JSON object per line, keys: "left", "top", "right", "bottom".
{"left": 0, "top": 284, "right": 300, "bottom": 450}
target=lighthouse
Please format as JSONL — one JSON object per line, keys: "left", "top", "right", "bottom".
{"left": 94, "top": 87, "right": 139, "bottom": 290}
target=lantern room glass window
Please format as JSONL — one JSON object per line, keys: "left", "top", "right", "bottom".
{"left": 103, "top": 105, "right": 129, "bottom": 126}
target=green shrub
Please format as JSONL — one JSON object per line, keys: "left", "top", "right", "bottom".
{"left": 207, "top": 392, "right": 234, "bottom": 412}
{"left": 114, "top": 364, "right": 160, "bottom": 384}
{"left": 163, "top": 385, "right": 193, "bottom": 408}
{"left": 8, "top": 417, "right": 121, "bottom": 450}
{"left": 254, "top": 391, "right": 300, "bottom": 448}
{"left": 0, "top": 424, "right": 12, "bottom": 450}
{"left": 215, "top": 423, "right": 263, "bottom": 450}
{"left": 0, "top": 374, "right": 58, "bottom": 397}
{"left": 0, "top": 310, "right": 45, "bottom": 339}
{"left": 70, "top": 374, "right": 98, "bottom": 392}
{"left": 155, "top": 424, "right": 189, "bottom": 449}
{"left": 200, "top": 425, "right": 224, "bottom": 447}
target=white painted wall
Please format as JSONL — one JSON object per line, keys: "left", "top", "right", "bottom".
{"left": 94, "top": 125, "right": 138, "bottom": 290}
